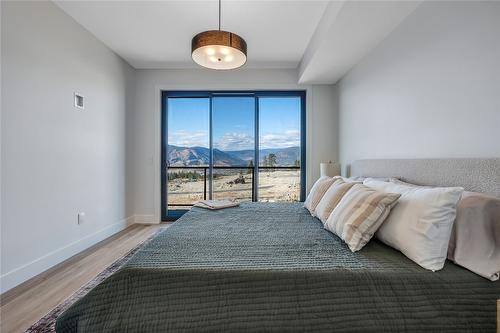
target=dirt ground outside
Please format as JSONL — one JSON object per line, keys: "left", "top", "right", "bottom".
{"left": 167, "top": 169, "right": 300, "bottom": 209}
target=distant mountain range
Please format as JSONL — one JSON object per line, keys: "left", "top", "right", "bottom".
{"left": 226, "top": 147, "right": 301, "bottom": 166}
{"left": 167, "top": 145, "right": 300, "bottom": 167}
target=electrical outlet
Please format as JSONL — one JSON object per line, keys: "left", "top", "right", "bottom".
{"left": 78, "top": 212, "right": 85, "bottom": 225}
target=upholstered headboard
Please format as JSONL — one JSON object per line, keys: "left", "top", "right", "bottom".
{"left": 350, "top": 158, "right": 500, "bottom": 197}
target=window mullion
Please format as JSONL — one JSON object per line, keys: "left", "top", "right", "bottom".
{"left": 253, "top": 96, "right": 259, "bottom": 202}
{"left": 209, "top": 95, "right": 214, "bottom": 200}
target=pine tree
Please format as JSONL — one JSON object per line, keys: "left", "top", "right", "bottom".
{"left": 247, "top": 160, "right": 254, "bottom": 174}
{"left": 268, "top": 153, "right": 277, "bottom": 168}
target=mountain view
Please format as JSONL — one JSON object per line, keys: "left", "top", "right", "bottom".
{"left": 166, "top": 96, "right": 302, "bottom": 207}
{"left": 167, "top": 145, "right": 300, "bottom": 167}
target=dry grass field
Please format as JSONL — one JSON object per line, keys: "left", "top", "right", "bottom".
{"left": 167, "top": 169, "right": 300, "bottom": 209}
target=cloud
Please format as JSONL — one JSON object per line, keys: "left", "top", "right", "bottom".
{"left": 214, "top": 133, "right": 254, "bottom": 151}
{"left": 260, "top": 130, "right": 300, "bottom": 149}
{"left": 168, "top": 130, "right": 208, "bottom": 148}
{"left": 169, "top": 129, "right": 300, "bottom": 150}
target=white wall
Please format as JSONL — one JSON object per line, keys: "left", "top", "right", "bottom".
{"left": 130, "top": 69, "right": 338, "bottom": 222}
{"left": 338, "top": 1, "right": 500, "bottom": 175}
{"left": 309, "top": 84, "right": 339, "bottom": 181}
{"left": 0, "top": 2, "right": 339, "bottom": 293}
{"left": 0, "top": 1, "right": 135, "bottom": 293}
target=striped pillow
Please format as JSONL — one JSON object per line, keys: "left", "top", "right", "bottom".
{"left": 304, "top": 176, "right": 340, "bottom": 215}
{"left": 315, "top": 179, "right": 360, "bottom": 223}
{"left": 324, "top": 184, "right": 401, "bottom": 252}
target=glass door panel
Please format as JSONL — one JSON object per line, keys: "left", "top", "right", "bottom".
{"left": 258, "top": 97, "right": 301, "bottom": 202}
{"left": 166, "top": 98, "right": 209, "bottom": 211}
{"left": 211, "top": 97, "right": 255, "bottom": 202}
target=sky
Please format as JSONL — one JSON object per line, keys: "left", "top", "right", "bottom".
{"left": 167, "top": 97, "right": 301, "bottom": 151}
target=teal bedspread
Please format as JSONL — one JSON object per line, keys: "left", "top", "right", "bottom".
{"left": 56, "top": 203, "right": 499, "bottom": 332}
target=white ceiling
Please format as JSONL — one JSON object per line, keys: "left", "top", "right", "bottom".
{"left": 54, "top": 0, "right": 329, "bottom": 70}
{"left": 54, "top": 0, "right": 422, "bottom": 83}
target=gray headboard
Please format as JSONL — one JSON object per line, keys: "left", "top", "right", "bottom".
{"left": 350, "top": 158, "right": 500, "bottom": 197}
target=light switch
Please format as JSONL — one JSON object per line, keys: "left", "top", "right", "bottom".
{"left": 74, "top": 93, "right": 84, "bottom": 109}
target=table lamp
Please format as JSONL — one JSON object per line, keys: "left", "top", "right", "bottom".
{"left": 320, "top": 161, "right": 341, "bottom": 177}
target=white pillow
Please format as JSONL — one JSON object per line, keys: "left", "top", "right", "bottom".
{"left": 342, "top": 176, "right": 397, "bottom": 183}
{"left": 391, "top": 178, "right": 500, "bottom": 281}
{"left": 363, "top": 179, "right": 464, "bottom": 271}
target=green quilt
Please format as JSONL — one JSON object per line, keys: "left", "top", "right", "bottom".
{"left": 56, "top": 203, "right": 499, "bottom": 332}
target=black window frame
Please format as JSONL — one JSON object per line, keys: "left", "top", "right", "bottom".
{"left": 161, "top": 90, "right": 306, "bottom": 221}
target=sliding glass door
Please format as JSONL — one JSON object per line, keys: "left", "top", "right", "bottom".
{"left": 165, "top": 97, "right": 210, "bottom": 210}
{"left": 161, "top": 91, "right": 306, "bottom": 220}
{"left": 212, "top": 96, "right": 255, "bottom": 202}
{"left": 258, "top": 97, "right": 302, "bottom": 202}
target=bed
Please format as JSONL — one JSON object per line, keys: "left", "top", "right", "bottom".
{"left": 56, "top": 159, "right": 500, "bottom": 332}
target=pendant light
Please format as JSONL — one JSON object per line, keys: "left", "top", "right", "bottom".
{"left": 191, "top": 0, "right": 247, "bottom": 70}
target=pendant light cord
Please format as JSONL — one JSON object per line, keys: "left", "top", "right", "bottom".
{"left": 218, "top": 0, "right": 221, "bottom": 31}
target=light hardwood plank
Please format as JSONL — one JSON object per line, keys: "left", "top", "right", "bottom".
{"left": 0, "top": 224, "right": 163, "bottom": 333}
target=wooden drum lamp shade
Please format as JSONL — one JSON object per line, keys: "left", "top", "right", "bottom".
{"left": 191, "top": 0, "right": 247, "bottom": 70}
{"left": 191, "top": 30, "right": 247, "bottom": 70}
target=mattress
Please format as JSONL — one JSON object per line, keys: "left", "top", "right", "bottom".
{"left": 56, "top": 203, "right": 499, "bottom": 332}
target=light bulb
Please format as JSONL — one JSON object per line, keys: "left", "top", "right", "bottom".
{"left": 224, "top": 55, "right": 234, "bottom": 62}
{"left": 205, "top": 48, "right": 215, "bottom": 56}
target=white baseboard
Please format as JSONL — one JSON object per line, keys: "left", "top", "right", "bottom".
{"left": 0, "top": 216, "right": 134, "bottom": 294}
{"left": 134, "top": 214, "right": 157, "bottom": 224}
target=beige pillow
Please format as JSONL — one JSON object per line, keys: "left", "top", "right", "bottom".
{"left": 315, "top": 179, "right": 360, "bottom": 223}
{"left": 448, "top": 192, "right": 500, "bottom": 281}
{"left": 324, "top": 184, "right": 401, "bottom": 252}
{"left": 304, "top": 176, "right": 340, "bottom": 215}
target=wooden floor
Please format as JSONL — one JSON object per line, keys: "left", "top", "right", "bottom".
{"left": 0, "top": 224, "right": 163, "bottom": 333}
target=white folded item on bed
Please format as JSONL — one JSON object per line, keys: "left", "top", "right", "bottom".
{"left": 194, "top": 200, "right": 240, "bottom": 210}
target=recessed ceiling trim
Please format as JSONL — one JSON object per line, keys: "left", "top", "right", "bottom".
{"left": 298, "top": 0, "right": 423, "bottom": 84}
